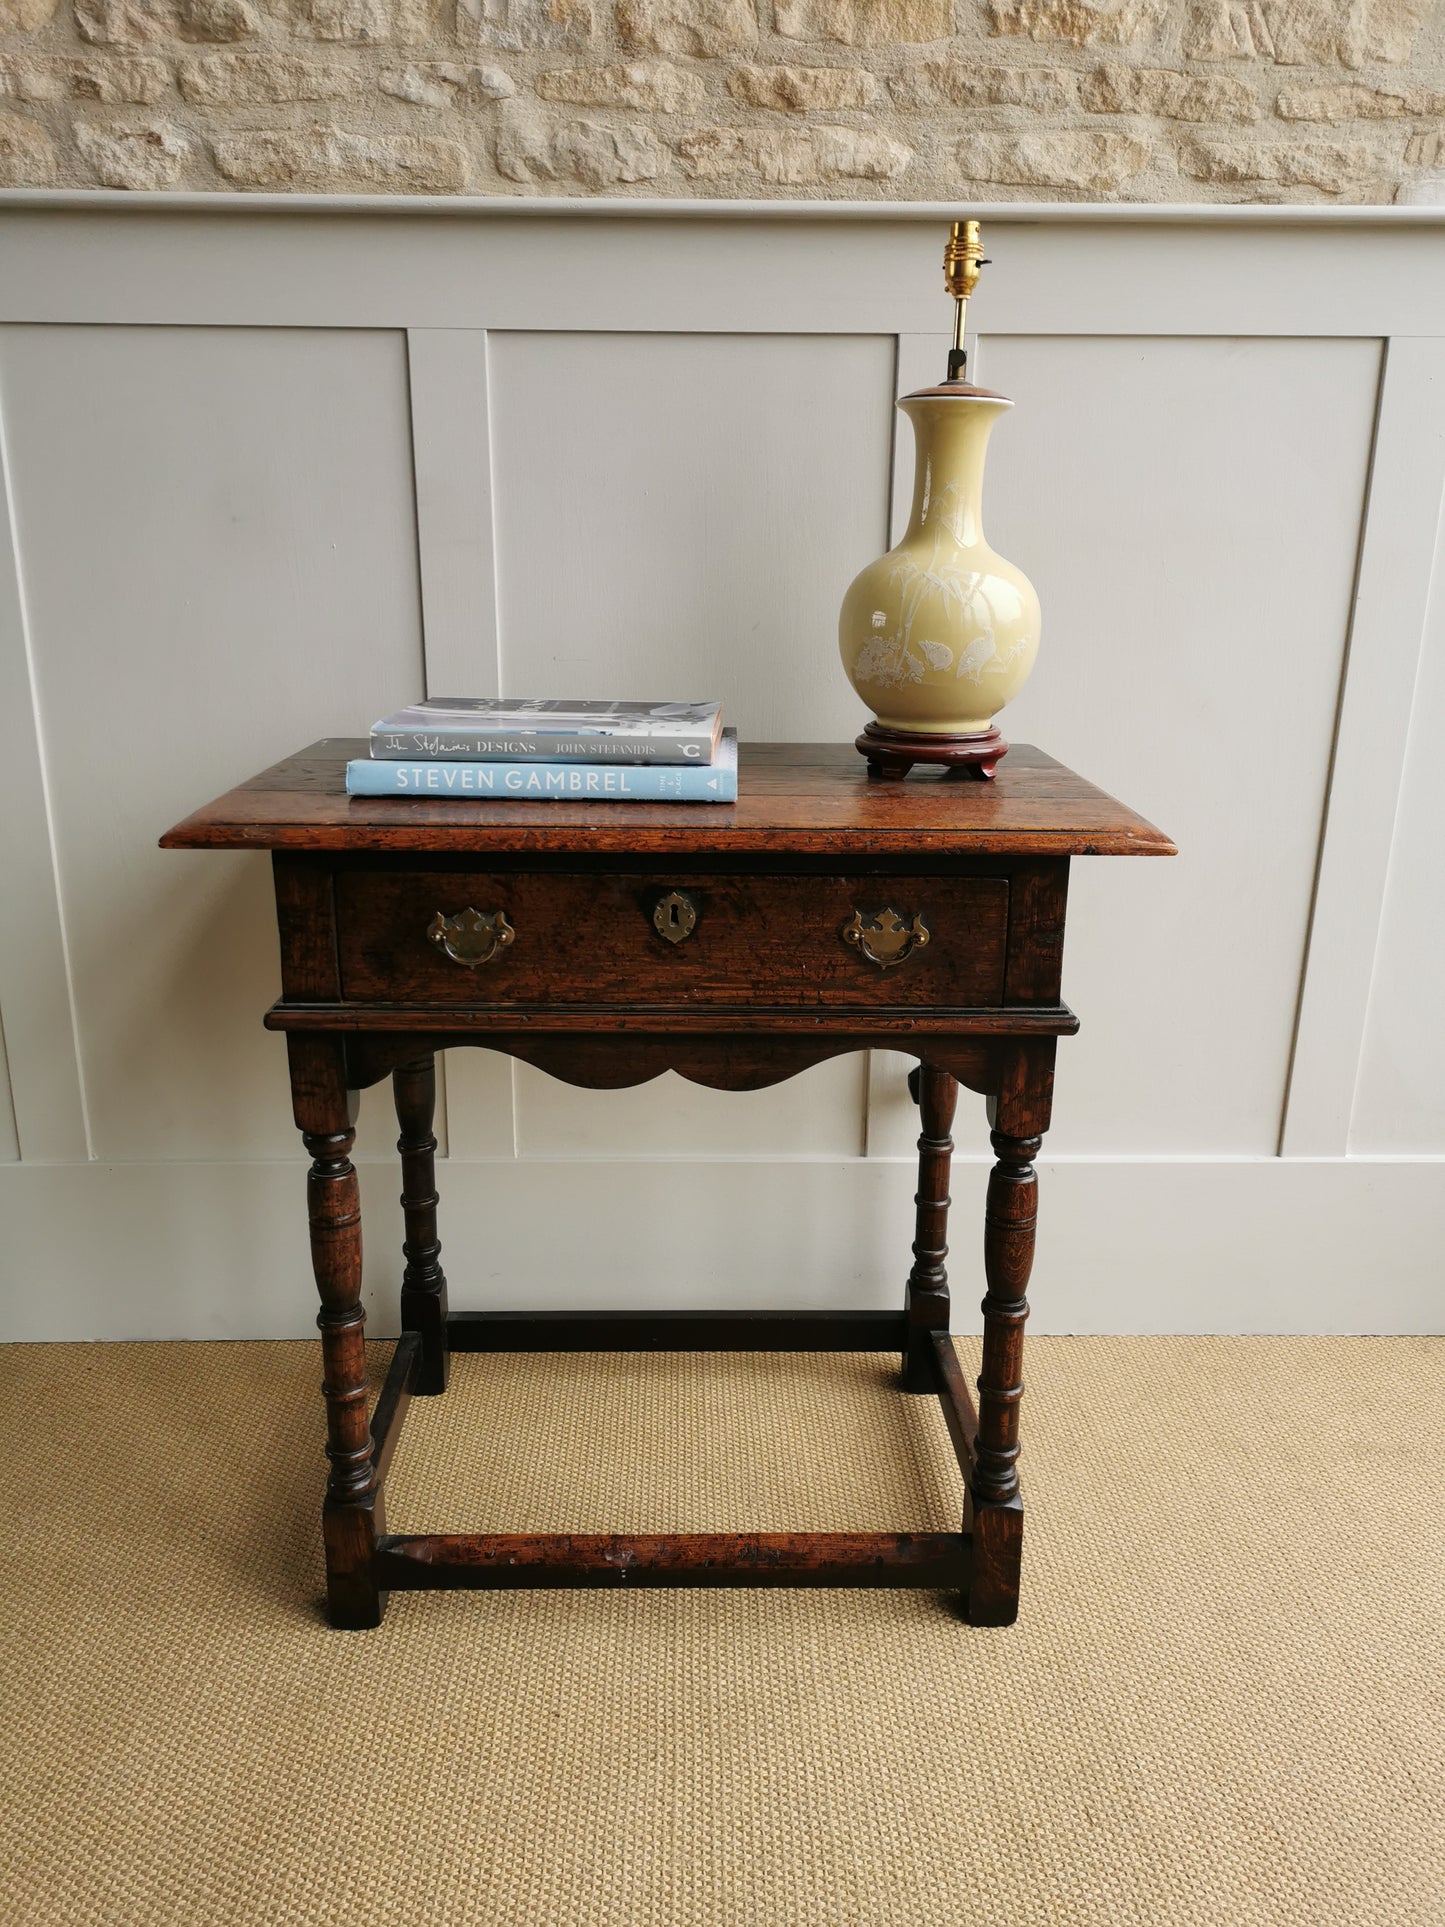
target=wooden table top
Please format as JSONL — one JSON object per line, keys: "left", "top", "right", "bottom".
{"left": 160, "top": 740, "right": 1175, "bottom": 860}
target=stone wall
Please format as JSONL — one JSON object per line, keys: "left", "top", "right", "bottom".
{"left": 0, "top": 0, "right": 1442, "bottom": 199}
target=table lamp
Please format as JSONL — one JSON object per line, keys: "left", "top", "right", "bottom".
{"left": 840, "top": 219, "right": 1041, "bottom": 781}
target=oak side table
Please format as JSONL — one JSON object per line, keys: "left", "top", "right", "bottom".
{"left": 162, "top": 741, "right": 1172, "bottom": 1629}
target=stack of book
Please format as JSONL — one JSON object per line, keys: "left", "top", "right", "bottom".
{"left": 345, "top": 699, "right": 738, "bottom": 803}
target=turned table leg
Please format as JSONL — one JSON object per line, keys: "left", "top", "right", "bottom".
{"left": 289, "top": 1036, "right": 385, "bottom": 1630}
{"left": 903, "top": 1063, "right": 957, "bottom": 1392}
{"left": 966, "top": 1123, "right": 1041, "bottom": 1627}
{"left": 394, "top": 1054, "right": 450, "bottom": 1396}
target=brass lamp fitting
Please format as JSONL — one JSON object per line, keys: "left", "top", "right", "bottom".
{"left": 943, "top": 219, "right": 989, "bottom": 382}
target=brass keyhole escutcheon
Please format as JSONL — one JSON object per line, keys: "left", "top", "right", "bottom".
{"left": 653, "top": 890, "right": 698, "bottom": 945}
{"left": 428, "top": 906, "right": 515, "bottom": 968}
{"left": 844, "top": 907, "right": 930, "bottom": 970}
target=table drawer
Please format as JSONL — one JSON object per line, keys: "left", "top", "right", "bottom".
{"left": 335, "top": 871, "right": 1010, "bottom": 1008}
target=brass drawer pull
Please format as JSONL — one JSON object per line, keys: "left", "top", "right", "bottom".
{"left": 653, "top": 890, "right": 699, "bottom": 945}
{"left": 428, "top": 907, "right": 514, "bottom": 968}
{"left": 844, "top": 907, "right": 930, "bottom": 970}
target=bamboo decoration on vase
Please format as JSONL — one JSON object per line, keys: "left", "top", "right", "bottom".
{"left": 839, "top": 220, "right": 1041, "bottom": 781}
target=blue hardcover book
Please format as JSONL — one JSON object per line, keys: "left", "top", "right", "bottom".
{"left": 346, "top": 729, "right": 738, "bottom": 803}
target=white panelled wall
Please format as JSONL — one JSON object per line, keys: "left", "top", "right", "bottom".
{"left": 0, "top": 195, "right": 1441, "bottom": 1340}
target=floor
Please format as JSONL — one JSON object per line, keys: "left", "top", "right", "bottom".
{"left": 0, "top": 1335, "right": 1440, "bottom": 1925}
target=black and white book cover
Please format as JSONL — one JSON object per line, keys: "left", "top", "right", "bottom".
{"left": 370, "top": 699, "right": 724, "bottom": 765}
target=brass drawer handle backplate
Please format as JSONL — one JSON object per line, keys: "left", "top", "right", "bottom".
{"left": 428, "top": 907, "right": 515, "bottom": 968}
{"left": 844, "top": 907, "right": 931, "bottom": 970}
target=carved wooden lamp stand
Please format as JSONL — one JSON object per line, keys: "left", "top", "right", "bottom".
{"left": 162, "top": 741, "right": 1171, "bottom": 1630}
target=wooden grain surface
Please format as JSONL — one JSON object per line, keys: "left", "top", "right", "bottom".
{"left": 159, "top": 741, "right": 1175, "bottom": 858}
{"left": 335, "top": 869, "right": 1010, "bottom": 1008}
{"left": 372, "top": 1530, "right": 970, "bottom": 1591}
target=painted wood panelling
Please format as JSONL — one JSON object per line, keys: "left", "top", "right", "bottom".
{"left": 986, "top": 334, "right": 1381, "bottom": 1155}
{"left": 1283, "top": 338, "right": 1445, "bottom": 1158}
{"left": 0, "top": 381, "right": 89, "bottom": 1163}
{"left": 0, "top": 324, "right": 424, "bottom": 1162}
{"left": 488, "top": 330, "right": 892, "bottom": 742}
{"left": 0, "top": 203, "right": 1439, "bottom": 1339}
{"left": 514, "top": 1061, "right": 868, "bottom": 1160}
{"left": 0, "top": 1153, "right": 1440, "bottom": 1342}
{"left": 406, "top": 326, "right": 515, "bottom": 1161}
{"left": 408, "top": 328, "right": 502, "bottom": 701}
{"left": 489, "top": 328, "right": 891, "bottom": 1159}
{"left": 1349, "top": 492, "right": 1445, "bottom": 1154}
{"left": 872, "top": 333, "right": 1382, "bottom": 1159}
{"left": 0, "top": 1020, "right": 17, "bottom": 1163}
{"left": 5, "top": 207, "right": 1445, "bottom": 341}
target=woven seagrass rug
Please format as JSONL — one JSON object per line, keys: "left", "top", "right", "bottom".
{"left": 0, "top": 1336, "right": 1440, "bottom": 1925}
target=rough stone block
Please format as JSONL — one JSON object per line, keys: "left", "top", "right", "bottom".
{"left": 179, "top": 52, "right": 365, "bottom": 102}
{"left": 0, "top": 0, "right": 61, "bottom": 30}
{"left": 381, "top": 60, "right": 515, "bottom": 103}
{"left": 492, "top": 101, "right": 546, "bottom": 171}
{"left": 76, "top": 118, "right": 189, "bottom": 186}
{"left": 988, "top": 0, "right": 1166, "bottom": 47}
{"left": 0, "top": 113, "right": 56, "bottom": 182}
{"left": 0, "top": 55, "right": 160, "bottom": 100}
{"left": 214, "top": 125, "right": 469, "bottom": 188}
{"left": 1081, "top": 63, "right": 1257, "bottom": 120}
{"left": 774, "top": 0, "right": 951, "bottom": 44}
{"left": 70, "top": 55, "right": 169, "bottom": 100}
{"left": 303, "top": 0, "right": 391, "bottom": 43}
{"left": 552, "top": 118, "right": 670, "bottom": 183}
{"left": 678, "top": 122, "right": 911, "bottom": 182}
{"left": 73, "top": 0, "right": 159, "bottom": 43}
{"left": 1274, "top": 82, "right": 1408, "bottom": 118}
{"left": 0, "top": 56, "right": 68, "bottom": 100}
{"left": 496, "top": 108, "right": 671, "bottom": 182}
{"left": 888, "top": 59, "right": 1076, "bottom": 108}
{"left": 459, "top": 0, "right": 594, "bottom": 49}
{"left": 728, "top": 63, "right": 877, "bottom": 110}
{"left": 955, "top": 127, "right": 1149, "bottom": 190}
{"left": 1183, "top": 0, "right": 1432, "bottom": 67}
{"left": 1181, "top": 134, "right": 1392, "bottom": 191}
{"left": 616, "top": 0, "right": 756, "bottom": 53}
{"left": 536, "top": 59, "right": 703, "bottom": 111}
{"left": 75, "top": 0, "right": 257, "bottom": 42}
{"left": 178, "top": 0, "right": 255, "bottom": 35}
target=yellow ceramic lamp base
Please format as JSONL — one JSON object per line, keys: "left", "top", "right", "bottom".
{"left": 839, "top": 382, "right": 1041, "bottom": 762}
